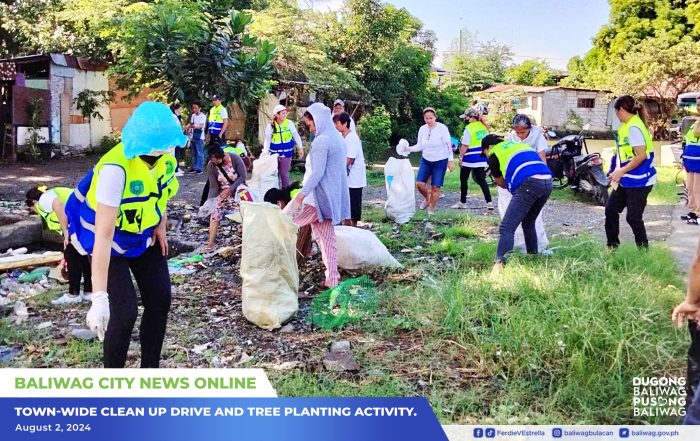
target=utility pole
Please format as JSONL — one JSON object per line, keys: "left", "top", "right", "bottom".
{"left": 459, "top": 17, "right": 463, "bottom": 54}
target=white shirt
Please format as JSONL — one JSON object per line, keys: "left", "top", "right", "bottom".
{"left": 627, "top": 126, "right": 646, "bottom": 148}
{"left": 344, "top": 131, "right": 366, "bottom": 188}
{"left": 301, "top": 154, "right": 315, "bottom": 207}
{"left": 38, "top": 190, "right": 58, "bottom": 213}
{"left": 506, "top": 125, "right": 548, "bottom": 153}
{"left": 218, "top": 107, "right": 228, "bottom": 120}
{"left": 95, "top": 165, "right": 126, "bottom": 208}
{"left": 409, "top": 123, "right": 453, "bottom": 162}
{"left": 263, "top": 119, "right": 304, "bottom": 153}
{"left": 190, "top": 113, "right": 207, "bottom": 140}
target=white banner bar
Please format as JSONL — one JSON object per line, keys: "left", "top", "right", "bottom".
{"left": 0, "top": 369, "right": 277, "bottom": 398}
{"left": 443, "top": 425, "right": 699, "bottom": 441}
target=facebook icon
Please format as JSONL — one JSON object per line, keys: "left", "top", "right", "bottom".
{"left": 552, "top": 428, "right": 563, "bottom": 438}
{"left": 619, "top": 428, "right": 630, "bottom": 438}
{"left": 473, "top": 428, "right": 484, "bottom": 438}
{"left": 485, "top": 428, "right": 496, "bottom": 438}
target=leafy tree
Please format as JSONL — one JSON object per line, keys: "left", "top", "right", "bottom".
{"left": 110, "top": 1, "right": 276, "bottom": 110}
{"left": 505, "top": 59, "right": 558, "bottom": 86}
{"left": 479, "top": 88, "right": 527, "bottom": 135}
{"left": 444, "top": 40, "right": 512, "bottom": 95}
{"left": 358, "top": 105, "right": 392, "bottom": 165}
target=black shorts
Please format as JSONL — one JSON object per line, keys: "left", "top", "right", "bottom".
{"left": 349, "top": 187, "right": 363, "bottom": 221}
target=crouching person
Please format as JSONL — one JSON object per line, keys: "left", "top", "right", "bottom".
{"left": 481, "top": 134, "right": 552, "bottom": 270}
{"left": 65, "top": 102, "right": 186, "bottom": 368}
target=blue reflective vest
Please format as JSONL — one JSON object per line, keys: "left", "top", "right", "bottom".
{"left": 490, "top": 141, "right": 551, "bottom": 192}
{"left": 683, "top": 128, "right": 700, "bottom": 173}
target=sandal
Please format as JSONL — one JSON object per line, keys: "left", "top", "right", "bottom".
{"left": 688, "top": 218, "right": 699, "bottom": 225}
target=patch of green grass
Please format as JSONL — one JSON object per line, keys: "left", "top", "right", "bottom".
{"left": 0, "top": 319, "right": 33, "bottom": 346}
{"left": 271, "top": 371, "right": 410, "bottom": 397}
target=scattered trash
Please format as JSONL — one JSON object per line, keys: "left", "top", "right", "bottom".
{"left": 70, "top": 328, "right": 97, "bottom": 340}
{"left": 0, "top": 346, "right": 21, "bottom": 364}
{"left": 13, "top": 301, "right": 28, "bottom": 325}
{"left": 235, "top": 352, "right": 252, "bottom": 365}
{"left": 18, "top": 267, "right": 50, "bottom": 283}
{"left": 35, "top": 321, "right": 53, "bottom": 330}
{"left": 192, "top": 342, "right": 210, "bottom": 354}
{"left": 310, "top": 276, "right": 378, "bottom": 330}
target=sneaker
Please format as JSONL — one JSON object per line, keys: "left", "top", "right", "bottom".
{"left": 688, "top": 218, "right": 699, "bottom": 225}
{"left": 81, "top": 292, "right": 93, "bottom": 301}
{"left": 450, "top": 202, "right": 466, "bottom": 209}
{"left": 51, "top": 293, "right": 83, "bottom": 306}
{"left": 419, "top": 200, "right": 428, "bottom": 210}
{"left": 486, "top": 201, "right": 495, "bottom": 210}
{"left": 175, "top": 170, "right": 185, "bottom": 177}
{"left": 681, "top": 212, "right": 698, "bottom": 220}
{"left": 439, "top": 193, "right": 445, "bottom": 199}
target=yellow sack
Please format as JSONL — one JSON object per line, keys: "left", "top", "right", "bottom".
{"left": 240, "top": 201, "right": 299, "bottom": 330}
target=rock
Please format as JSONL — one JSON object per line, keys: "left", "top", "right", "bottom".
{"left": 280, "top": 324, "right": 295, "bottom": 333}
{"left": 330, "top": 340, "right": 351, "bottom": 353}
{"left": 192, "top": 342, "right": 210, "bottom": 354}
{"left": 71, "top": 328, "right": 97, "bottom": 340}
{"left": 35, "top": 321, "right": 53, "bottom": 330}
{"left": 235, "top": 352, "right": 252, "bottom": 365}
{"left": 323, "top": 350, "right": 360, "bottom": 372}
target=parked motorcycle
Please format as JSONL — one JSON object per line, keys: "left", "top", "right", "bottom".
{"left": 545, "top": 124, "right": 610, "bottom": 206}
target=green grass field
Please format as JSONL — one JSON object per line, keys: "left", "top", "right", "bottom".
{"left": 272, "top": 208, "right": 688, "bottom": 424}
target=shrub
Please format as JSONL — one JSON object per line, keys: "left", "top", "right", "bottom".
{"left": 97, "top": 133, "right": 121, "bottom": 153}
{"left": 358, "top": 105, "right": 392, "bottom": 165}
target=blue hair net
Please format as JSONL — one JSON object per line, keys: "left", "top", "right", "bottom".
{"left": 121, "top": 102, "right": 188, "bottom": 159}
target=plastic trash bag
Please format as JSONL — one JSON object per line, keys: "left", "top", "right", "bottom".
{"left": 248, "top": 153, "right": 279, "bottom": 201}
{"left": 334, "top": 226, "right": 401, "bottom": 270}
{"left": 384, "top": 157, "right": 415, "bottom": 224}
{"left": 240, "top": 202, "right": 299, "bottom": 330}
{"left": 496, "top": 187, "right": 549, "bottom": 252}
{"left": 309, "top": 276, "right": 378, "bottom": 330}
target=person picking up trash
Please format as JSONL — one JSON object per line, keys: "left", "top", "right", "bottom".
{"left": 65, "top": 101, "right": 186, "bottom": 368}
{"left": 481, "top": 134, "right": 552, "bottom": 271}
{"left": 25, "top": 185, "right": 92, "bottom": 306}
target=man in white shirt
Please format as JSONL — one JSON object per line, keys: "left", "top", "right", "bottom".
{"left": 333, "top": 111, "right": 366, "bottom": 226}
{"left": 187, "top": 101, "right": 207, "bottom": 174}
{"left": 332, "top": 99, "right": 356, "bottom": 132}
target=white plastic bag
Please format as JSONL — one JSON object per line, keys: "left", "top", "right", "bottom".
{"left": 248, "top": 153, "right": 279, "bottom": 201}
{"left": 240, "top": 201, "right": 299, "bottom": 330}
{"left": 496, "top": 187, "right": 549, "bottom": 252}
{"left": 334, "top": 226, "right": 402, "bottom": 270}
{"left": 384, "top": 157, "right": 416, "bottom": 224}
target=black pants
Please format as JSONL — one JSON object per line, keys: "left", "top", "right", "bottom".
{"left": 64, "top": 243, "right": 91, "bottom": 295}
{"left": 349, "top": 187, "right": 363, "bottom": 221}
{"left": 104, "top": 246, "right": 171, "bottom": 368}
{"left": 687, "top": 321, "right": 700, "bottom": 417}
{"left": 460, "top": 166, "right": 492, "bottom": 203}
{"left": 604, "top": 186, "right": 652, "bottom": 247}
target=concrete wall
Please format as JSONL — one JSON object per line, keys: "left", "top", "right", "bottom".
{"left": 516, "top": 93, "right": 544, "bottom": 125}
{"left": 541, "top": 89, "right": 610, "bottom": 131}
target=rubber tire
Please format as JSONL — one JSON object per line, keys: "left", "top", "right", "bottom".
{"left": 552, "top": 175, "right": 569, "bottom": 189}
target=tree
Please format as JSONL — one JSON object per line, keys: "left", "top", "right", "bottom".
{"left": 505, "top": 59, "right": 558, "bottom": 86}
{"left": 358, "top": 105, "right": 392, "bottom": 165}
{"left": 444, "top": 41, "right": 513, "bottom": 95}
{"left": 109, "top": 1, "right": 276, "bottom": 110}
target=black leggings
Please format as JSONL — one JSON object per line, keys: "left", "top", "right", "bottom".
{"left": 104, "top": 246, "right": 171, "bottom": 368}
{"left": 460, "top": 166, "right": 492, "bottom": 203}
{"left": 64, "top": 243, "right": 91, "bottom": 295}
{"left": 604, "top": 186, "right": 652, "bottom": 248}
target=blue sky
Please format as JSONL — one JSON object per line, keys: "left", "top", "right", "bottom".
{"left": 308, "top": 0, "right": 611, "bottom": 69}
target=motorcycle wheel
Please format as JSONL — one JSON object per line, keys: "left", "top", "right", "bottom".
{"left": 552, "top": 174, "right": 569, "bottom": 189}
{"left": 595, "top": 183, "right": 609, "bottom": 206}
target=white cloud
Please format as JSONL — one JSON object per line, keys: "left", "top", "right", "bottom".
{"left": 297, "top": 0, "right": 344, "bottom": 12}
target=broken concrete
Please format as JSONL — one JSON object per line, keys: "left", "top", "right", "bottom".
{"left": 0, "top": 217, "right": 43, "bottom": 251}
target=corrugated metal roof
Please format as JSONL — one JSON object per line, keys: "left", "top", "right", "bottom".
{"left": 481, "top": 84, "right": 608, "bottom": 93}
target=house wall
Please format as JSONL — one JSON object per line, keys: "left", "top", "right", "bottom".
{"left": 542, "top": 89, "right": 610, "bottom": 132}
{"left": 516, "top": 93, "right": 544, "bottom": 126}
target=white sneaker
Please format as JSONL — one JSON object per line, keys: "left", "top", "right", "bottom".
{"left": 439, "top": 193, "right": 445, "bottom": 199}
{"left": 81, "top": 292, "right": 93, "bottom": 301}
{"left": 51, "top": 293, "right": 83, "bottom": 306}
{"left": 420, "top": 200, "right": 428, "bottom": 210}
{"left": 450, "top": 202, "right": 466, "bottom": 209}
{"left": 486, "top": 202, "right": 495, "bottom": 210}
{"left": 175, "top": 170, "right": 185, "bottom": 177}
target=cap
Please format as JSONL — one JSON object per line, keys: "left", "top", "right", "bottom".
{"left": 212, "top": 94, "right": 222, "bottom": 100}
{"left": 333, "top": 99, "right": 345, "bottom": 107}
{"left": 480, "top": 134, "right": 504, "bottom": 156}
{"left": 273, "top": 104, "right": 287, "bottom": 115}
{"left": 460, "top": 107, "right": 480, "bottom": 119}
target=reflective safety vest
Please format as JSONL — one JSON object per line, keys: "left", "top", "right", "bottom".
{"left": 683, "top": 127, "right": 700, "bottom": 173}
{"left": 269, "top": 119, "right": 295, "bottom": 158}
{"left": 614, "top": 114, "right": 656, "bottom": 188}
{"left": 35, "top": 187, "right": 72, "bottom": 234}
{"left": 224, "top": 143, "right": 248, "bottom": 157}
{"left": 290, "top": 189, "right": 301, "bottom": 199}
{"left": 489, "top": 141, "right": 551, "bottom": 192}
{"left": 461, "top": 121, "right": 489, "bottom": 168}
{"left": 66, "top": 144, "right": 179, "bottom": 258}
{"left": 208, "top": 104, "right": 226, "bottom": 136}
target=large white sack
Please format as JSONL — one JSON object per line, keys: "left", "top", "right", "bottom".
{"left": 384, "top": 157, "right": 415, "bottom": 224}
{"left": 496, "top": 187, "right": 549, "bottom": 252}
{"left": 334, "top": 226, "right": 402, "bottom": 270}
{"left": 248, "top": 153, "right": 279, "bottom": 201}
{"left": 240, "top": 202, "right": 299, "bottom": 330}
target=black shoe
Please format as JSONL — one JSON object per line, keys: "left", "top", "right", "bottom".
{"left": 681, "top": 212, "right": 698, "bottom": 220}
{"left": 688, "top": 218, "right": 699, "bottom": 225}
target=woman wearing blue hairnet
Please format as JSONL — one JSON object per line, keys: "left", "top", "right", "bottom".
{"left": 65, "top": 102, "right": 186, "bottom": 368}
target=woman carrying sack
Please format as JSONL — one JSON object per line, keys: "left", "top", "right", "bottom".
{"left": 65, "top": 102, "right": 186, "bottom": 368}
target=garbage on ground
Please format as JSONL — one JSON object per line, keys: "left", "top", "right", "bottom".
{"left": 240, "top": 202, "right": 298, "bottom": 331}
{"left": 0, "top": 346, "right": 21, "bottom": 364}
{"left": 12, "top": 301, "right": 28, "bottom": 325}
{"left": 310, "top": 276, "right": 378, "bottom": 330}
{"left": 18, "top": 267, "right": 50, "bottom": 283}
{"left": 384, "top": 156, "right": 416, "bottom": 224}
{"left": 0, "top": 251, "right": 63, "bottom": 271}
{"left": 70, "top": 328, "right": 97, "bottom": 340}
{"left": 35, "top": 321, "right": 53, "bottom": 330}
{"left": 0, "top": 247, "right": 28, "bottom": 258}
{"left": 334, "top": 226, "right": 401, "bottom": 270}
{"left": 168, "top": 254, "right": 205, "bottom": 276}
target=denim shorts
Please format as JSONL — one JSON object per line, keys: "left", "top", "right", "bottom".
{"left": 416, "top": 157, "right": 448, "bottom": 187}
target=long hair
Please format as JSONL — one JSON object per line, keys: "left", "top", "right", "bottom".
{"left": 614, "top": 95, "right": 647, "bottom": 125}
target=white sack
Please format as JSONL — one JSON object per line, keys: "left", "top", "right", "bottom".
{"left": 248, "top": 153, "right": 279, "bottom": 201}
{"left": 334, "top": 226, "right": 401, "bottom": 270}
{"left": 496, "top": 186, "right": 549, "bottom": 252}
{"left": 384, "top": 157, "right": 415, "bottom": 224}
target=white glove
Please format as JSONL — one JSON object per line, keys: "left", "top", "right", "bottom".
{"left": 86, "top": 291, "right": 110, "bottom": 342}
{"left": 396, "top": 139, "right": 409, "bottom": 157}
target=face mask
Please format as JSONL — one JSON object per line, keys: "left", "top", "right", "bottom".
{"left": 139, "top": 155, "right": 160, "bottom": 166}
